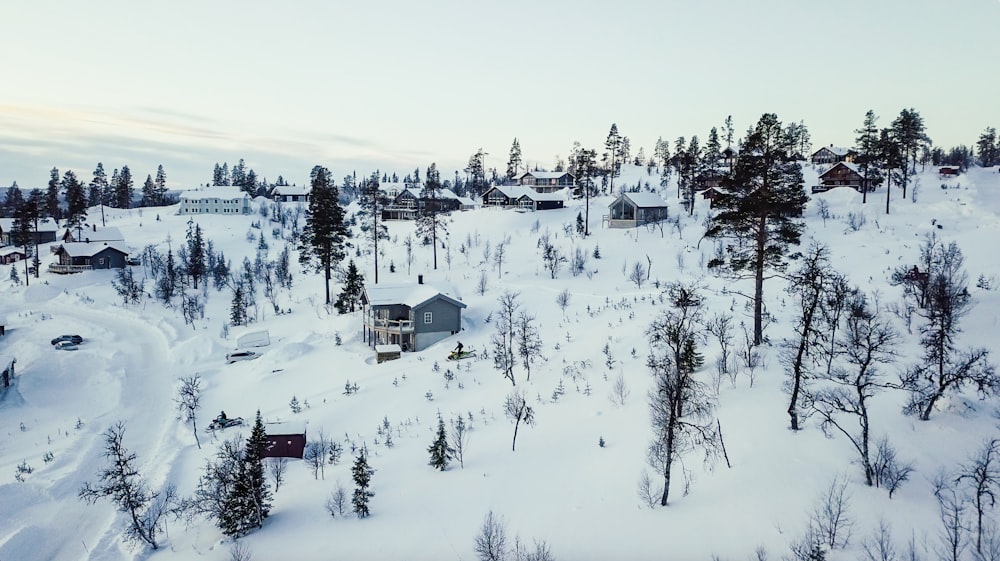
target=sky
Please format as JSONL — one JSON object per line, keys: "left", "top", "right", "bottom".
{"left": 1, "top": 0, "right": 998, "bottom": 189}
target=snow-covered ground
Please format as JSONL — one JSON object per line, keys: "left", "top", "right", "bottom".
{"left": 2, "top": 163, "right": 999, "bottom": 561}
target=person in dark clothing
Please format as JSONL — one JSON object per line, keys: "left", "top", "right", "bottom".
{"left": 454, "top": 341, "right": 463, "bottom": 355}
{"left": 219, "top": 410, "right": 227, "bottom": 422}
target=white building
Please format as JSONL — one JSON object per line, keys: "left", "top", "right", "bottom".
{"left": 178, "top": 188, "right": 252, "bottom": 215}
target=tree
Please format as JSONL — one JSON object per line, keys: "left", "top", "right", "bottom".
{"left": 514, "top": 311, "right": 543, "bottom": 382}
{"left": 351, "top": 447, "right": 374, "bottom": 518}
{"left": 79, "top": 422, "right": 174, "bottom": 550}
{"left": 810, "top": 293, "right": 899, "bottom": 486}
{"left": 156, "top": 247, "right": 177, "bottom": 304}
{"left": 427, "top": 413, "right": 454, "bottom": 471}
{"left": 11, "top": 191, "right": 40, "bottom": 285}
{"left": 506, "top": 138, "right": 523, "bottom": 180}
{"left": 465, "top": 148, "right": 488, "bottom": 196}
{"left": 901, "top": 239, "right": 998, "bottom": 420}
{"left": 45, "top": 166, "right": 61, "bottom": 219}
{"left": 176, "top": 374, "right": 203, "bottom": 449}
{"left": 976, "top": 127, "right": 998, "bottom": 167}
{"left": 416, "top": 163, "right": 448, "bottom": 270}
{"left": 113, "top": 165, "right": 135, "bottom": 209}
{"left": 504, "top": 389, "right": 535, "bottom": 452}
{"left": 449, "top": 415, "right": 470, "bottom": 469}
{"left": 90, "top": 163, "right": 108, "bottom": 226}
{"left": 334, "top": 259, "right": 365, "bottom": 314}
{"left": 878, "top": 128, "right": 904, "bottom": 215}
{"left": 782, "top": 244, "right": 837, "bottom": 431}
{"left": 141, "top": 174, "right": 157, "bottom": 207}
{"left": 605, "top": 123, "right": 622, "bottom": 192}
{"left": 474, "top": 510, "right": 508, "bottom": 561}
{"left": 891, "top": 108, "right": 931, "bottom": 200}
{"left": 705, "top": 113, "right": 809, "bottom": 345}
{"left": 959, "top": 439, "right": 1000, "bottom": 556}
{"left": 220, "top": 411, "right": 272, "bottom": 536}
{"left": 186, "top": 221, "right": 207, "bottom": 290}
{"left": 298, "top": 165, "right": 349, "bottom": 305}
{"left": 571, "top": 147, "right": 597, "bottom": 235}
{"left": 2, "top": 181, "right": 23, "bottom": 217}
{"left": 854, "top": 110, "right": 881, "bottom": 204}
{"left": 154, "top": 165, "right": 168, "bottom": 204}
{"left": 62, "top": 170, "right": 87, "bottom": 232}
{"left": 645, "top": 283, "right": 718, "bottom": 506}
{"left": 491, "top": 291, "right": 520, "bottom": 385}
{"left": 359, "top": 172, "right": 388, "bottom": 283}
{"left": 112, "top": 266, "right": 144, "bottom": 305}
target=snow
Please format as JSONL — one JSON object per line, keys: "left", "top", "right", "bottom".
{"left": 616, "top": 191, "right": 669, "bottom": 208}
{"left": 1, "top": 163, "right": 999, "bottom": 561}
{"left": 177, "top": 188, "right": 250, "bottom": 201}
{"left": 362, "top": 282, "right": 463, "bottom": 308}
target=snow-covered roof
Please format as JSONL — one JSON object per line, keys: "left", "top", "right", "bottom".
{"left": 819, "top": 161, "right": 867, "bottom": 178}
{"left": 813, "top": 145, "right": 853, "bottom": 157}
{"left": 179, "top": 188, "right": 249, "bottom": 201}
{"left": 0, "top": 247, "right": 25, "bottom": 257}
{"left": 363, "top": 281, "right": 465, "bottom": 308}
{"left": 265, "top": 421, "right": 308, "bottom": 436}
{"left": 272, "top": 185, "right": 310, "bottom": 196}
{"left": 66, "top": 226, "right": 123, "bottom": 242}
{"left": 456, "top": 196, "right": 477, "bottom": 207}
{"left": 489, "top": 185, "right": 566, "bottom": 201}
{"left": 518, "top": 171, "right": 573, "bottom": 180}
{"left": 0, "top": 217, "right": 58, "bottom": 233}
{"left": 58, "top": 241, "right": 130, "bottom": 257}
{"left": 618, "top": 192, "right": 668, "bottom": 208}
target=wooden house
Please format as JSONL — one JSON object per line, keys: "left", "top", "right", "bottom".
{"left": 262, "top": 422, "right": 307, "bottom": 459}
{"left": 481, "top": 185, "right": 565, "bottom": 211}
{"left": 515, "top": 171, "right": 575, "bottom": 193}
{"left": 813, "top": 162, "right": 870, "bottom": 193}
{"left": 0, "top": 217, "right": 59, "bottom": 246}
{"left": 50, "top": 242, "right": 130, "bottom": 273}
{"left": 938, "top": 165, "right": 961, "bottom": 176}
{"left": 361, "top": 275, "right": 466, "bottom": 352}
{"left": 0, "top": 247, "right": 25, "bottom": 265}
{"left": 382, "top": 188, "right": 464, "bottom": 221}
{"left": 271, "top": 185, "right": 311, "bottom": 203}
{"left": 605, "top": 192, "right": 669, "bottom": 228}
{"left": 811, "top": 145, "right": 857, "bottom": 165}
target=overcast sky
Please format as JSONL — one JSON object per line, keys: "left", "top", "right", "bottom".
{"left": 1, "top": 0, "right": 998, "bottom": 189}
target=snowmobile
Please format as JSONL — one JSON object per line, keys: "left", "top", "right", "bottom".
{"left": 447, "top": 348, "right": 476, "bottom": 361}
{"left": 206, "top": 416, "right": 244, "bottom": 432}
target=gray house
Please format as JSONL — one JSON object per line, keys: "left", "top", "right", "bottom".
{"left": 361, "top": 276, "right": 466, "bottom": 352}
{"left": 606, "top": 192, "right": 669, "bottom": 228}
{"left": 50, "top": 242, "right": 130, "bottom": 273}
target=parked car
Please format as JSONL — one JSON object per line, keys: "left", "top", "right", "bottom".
{"left": 54, "top": 340, "right": 79, "bottom": 351}
{"left": 226, "top": 350, "right": 260, "bottom": 364}
{"left": 51, "top": 334, "right": 83, "bottom": 345}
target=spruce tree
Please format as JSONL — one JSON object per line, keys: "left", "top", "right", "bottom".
{"left": 186, "top": 222, "right": 206, "bottom": 289}
{"left": 242, "top": 411, "right": 272, "bottom": 530}
{"left": 506, "top": 138, "right": 522, "bottom": 180}
{"left": 114, "top": 165, "right": 134, "bottom": 209}
{"left": 854, "top": 110, "right": 881, "bottom": 204}
{"left": 334, "top": 259, "right": 365, "bottom": 314}
{"left": 154, "top": 165, "right": 168, "bottom": 203}
{"left": 45, "top": 167, "right": 61, "bottom": 219}
{"left": 427, "top": 413, "right": 454, "bottom": 471}
{"left": 351, "top": 447, "right": 374, "bottom": 518}
{"left": 3, "top": 181, "right": 23, "bottom": 216}
{"left": 298, "top": 165, "right": 349, "bottom": 305}
{"left": 141, "top": 174, "right": 156, "bottom": 207}
{"left": 416, "top": 163, "right": 447, "bottom": 269}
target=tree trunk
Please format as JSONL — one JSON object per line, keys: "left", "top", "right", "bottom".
{"left": 885, "top": 171, "right": 892, "bottom": 215}
{"left": 511, "top": 417, "right": 521, "bottom": 451}
{"left": 753, "top": 215, "right": 767, "bottom": 346}
{"left": 324, "top": 263, "right": 331, "bottom": 305}
{"left": 659, "top": 413, "right": 678, "bottom": 506}
{"left": 859, "top": 394, "right": 872, "bottom": 486}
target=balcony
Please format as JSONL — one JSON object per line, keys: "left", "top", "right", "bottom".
{"left": 48, "top": 264, "right": 93, "bottom": 274}
{"left": 363, "top": 317, "right": 414, "bottom": 333}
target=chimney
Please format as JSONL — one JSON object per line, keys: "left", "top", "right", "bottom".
{"left": 93, "top": 224, "right": 97, "bottom": 232}
{"left": 418, "top": 274, "right": 424, "bottom": 285}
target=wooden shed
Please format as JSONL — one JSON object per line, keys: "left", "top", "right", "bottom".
{"left": 263, "top": 422, "right": 307, "bottom": 459}
{"left": 375, "top": 344, "right": 402, "bottom": 363}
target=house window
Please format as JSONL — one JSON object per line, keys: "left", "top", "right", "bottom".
{"left": 423, "top": 311, "right": 433, "bottom": 324}
{"left": 98, "top": 258, "right": 106, "bottom": 266}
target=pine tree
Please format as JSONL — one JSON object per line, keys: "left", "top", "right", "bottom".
{"left": 231, "top": 159, "right": 247, "bottom": 190}
{"left": 359, "top": 172, "right": 388, "bottom": 283}
{"left": 298, "top": 165, "right": 349, "bottom": 305}
{"left": 88, "top": 163, "right": 108, "bottom": 225}
{"left": 465, "top": 149, "right": 488, "bottom": 196}
{"left": 416, "top": 163, "right": 447, "bottom": 270}
{"left": 334, "top": 259, "right": 365, "bottom": 314}
{"left": 428, "top": 413, "right": 454, "bottom": 471}
{"left": 705, "top": 113, "right": 808, "bottom": 345}
{"left": 45, "top": 167, "right": 61, "bottom": 219}
{"left": 351, "top": 447, "right": 374, "bottom": 518}
{"left": 891, "top": 108, "right": 931, "bottom": 199}
{"left": 238, "top": 411, "right": 272, "bottom": 532}
{"left": 604, "top": 124, "right": 622, "bottom": 192}
{"left": 854, "top": 110, "right": 881, "bottom": 203}
{"left": 186, "top": 222, "right": 207, "bottom": 289}
{"left": 977, "top": 127, "right": 998, "bottom": 167}
{"left": 2, "top": 181, "right": 22, "bottom": 216}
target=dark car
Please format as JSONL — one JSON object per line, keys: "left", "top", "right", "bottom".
{"left": 226, "top": 350, "right": 260, "bottom": 364}
{"left": 51, "top": 335, "right": 83, "bottom": 345}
